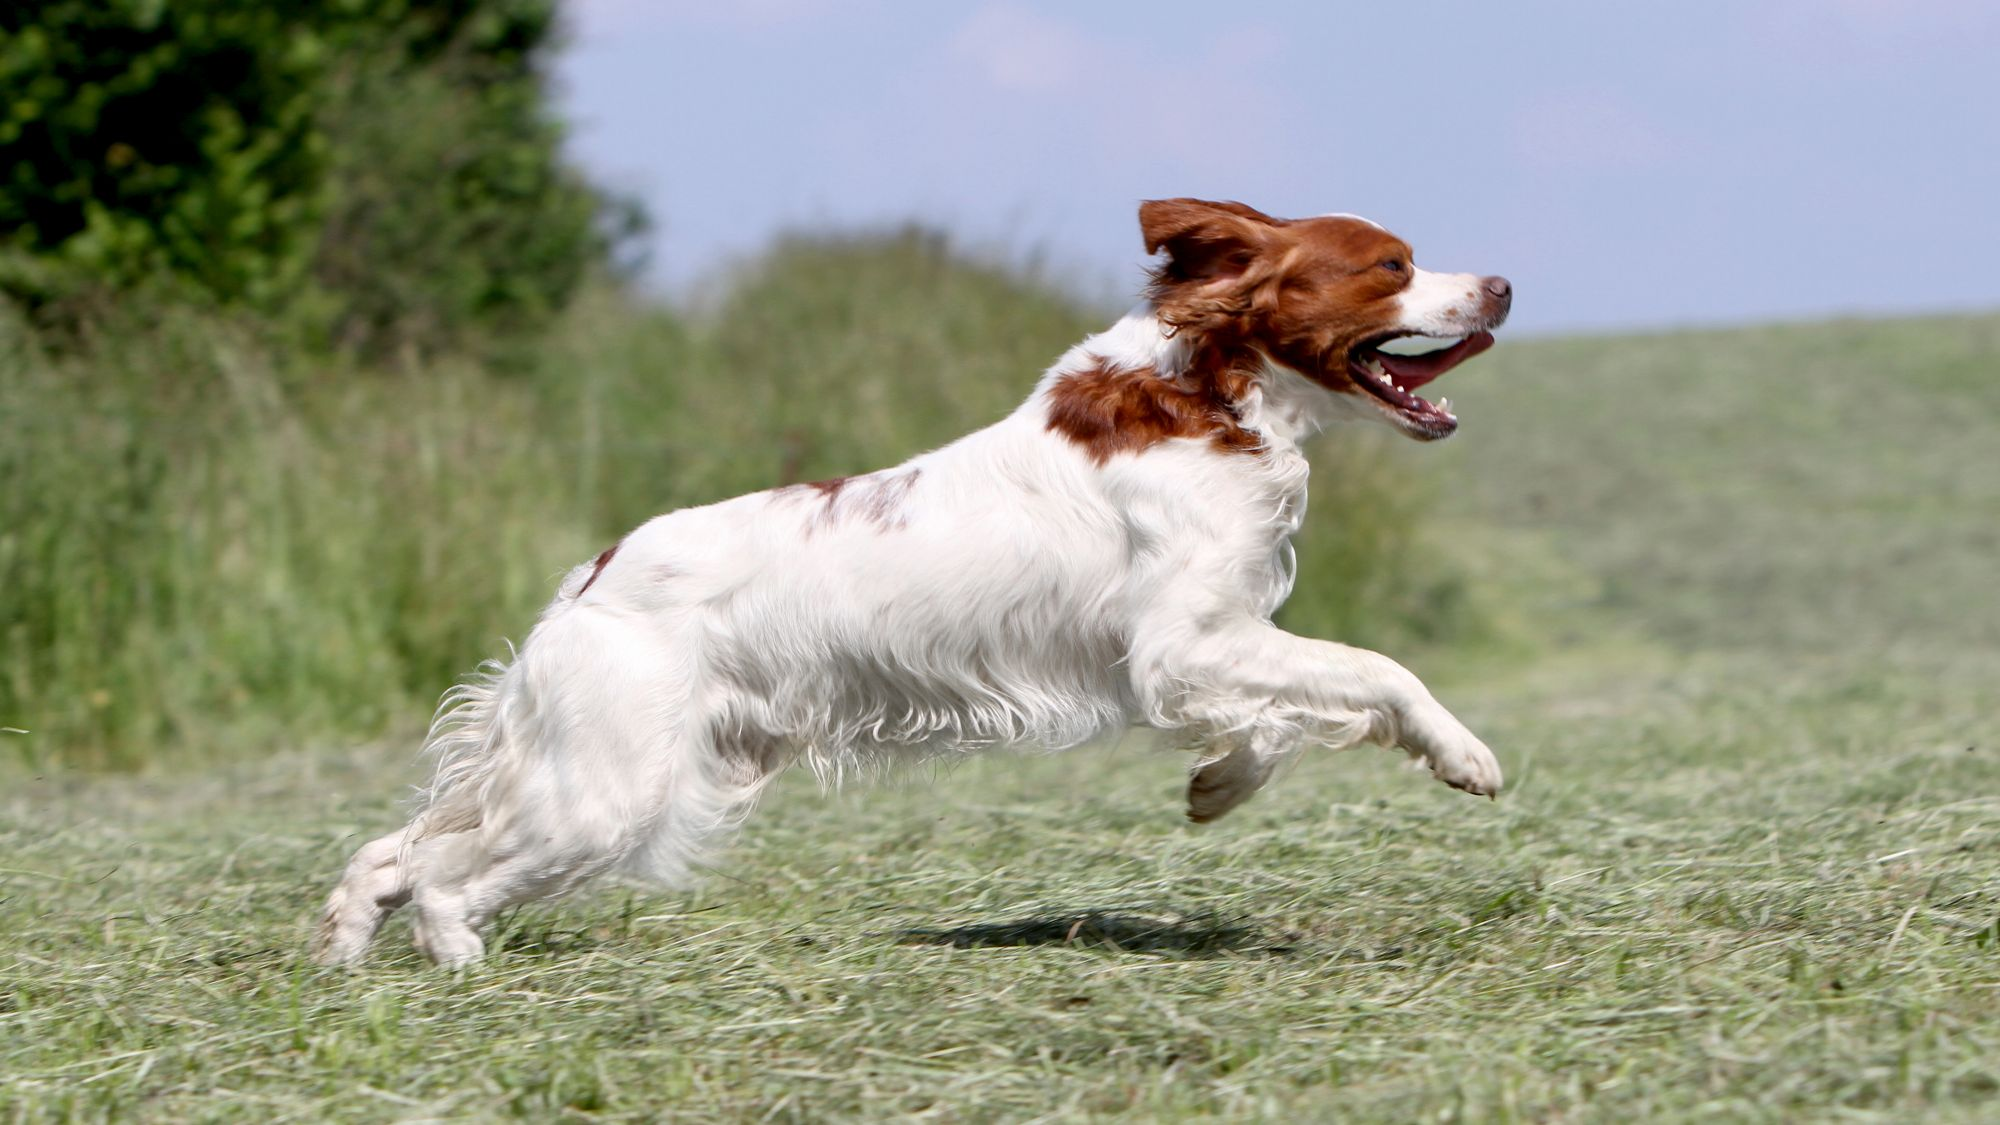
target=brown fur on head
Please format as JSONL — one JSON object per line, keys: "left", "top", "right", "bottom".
{"left": 1139, "top": 198, "right": 1418, "bottom": 382}
{"left": 1132, "top": 197, "right": 1510, "bottom": 443}
{"left": 1138, "top": 198, "right": 1287, "bottom": 336}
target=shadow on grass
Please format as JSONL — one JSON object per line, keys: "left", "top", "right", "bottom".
{"left": 894, "top": 909, "right": 1290, "bottom": 957}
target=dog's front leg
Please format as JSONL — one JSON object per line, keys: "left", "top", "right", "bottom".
{"left": 1138, "top": 619, "right": 1502, "bottom": 813}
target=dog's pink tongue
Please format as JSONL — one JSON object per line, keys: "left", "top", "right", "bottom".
{"left": 1376, "top": 331, "right": 1495, "bottom": 389}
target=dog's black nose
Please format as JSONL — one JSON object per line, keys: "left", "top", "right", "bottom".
{"left": 1483, "top": 276, "right": 1512, "bottom": 301}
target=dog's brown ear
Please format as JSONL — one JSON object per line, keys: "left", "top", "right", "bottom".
{"left": 1139, "top": 199, "right": 1279, "bottom": 284}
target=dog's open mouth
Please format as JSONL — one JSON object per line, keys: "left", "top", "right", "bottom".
{"left": 1348, "top": 331, "right": 1496, "bottom": 440}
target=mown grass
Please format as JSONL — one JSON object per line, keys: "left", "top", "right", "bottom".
{"left": 0, "top": 230, "right": 1444, "bottom": 770}
{"left": 4, "top": 300, "right": 1998, "bottom": 1120}
{"left": 3, "top": 665, "right": 1995, "bottom": 1120}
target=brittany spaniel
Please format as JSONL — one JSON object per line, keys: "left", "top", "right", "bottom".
{"left": 316, "top": 199, "right": 1512, "bottom": 966}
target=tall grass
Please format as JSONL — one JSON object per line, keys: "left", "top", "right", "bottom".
{"left": 1, "top": 230, "right": 1461, "bottom": 771}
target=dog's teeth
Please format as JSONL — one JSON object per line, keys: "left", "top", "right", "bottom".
{"left": 1438, "top": 396, "right": 1452, "bottom": 414}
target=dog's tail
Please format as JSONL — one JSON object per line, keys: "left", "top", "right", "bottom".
{"left": 405, "top": 652, "right": 519, "bottom": 845}
{"left": 407, "top": 551, "right": 615, "bottom": 846}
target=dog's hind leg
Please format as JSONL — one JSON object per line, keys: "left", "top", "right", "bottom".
{"left": 390, "top": 607, "right": 770, "bottom": 965}
{"left": 401, "top": 727, "right": 777, "bottom": 966}
{"left": 312, "top": 826, "right": 415, "bottom": 966}
{"left": 402, "top": 828, "right": 603, "bottom": 967}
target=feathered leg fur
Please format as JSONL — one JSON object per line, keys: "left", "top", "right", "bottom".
{"left": 314, "top": 604, "right": 772, "bottom": 966}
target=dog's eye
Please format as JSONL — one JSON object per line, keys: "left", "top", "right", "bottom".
{"left": 1380, "top": 259, "right": 1405, "bottom": 273}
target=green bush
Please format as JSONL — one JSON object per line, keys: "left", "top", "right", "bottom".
{"left": 0, "top": 2, "right": 325, "bottom": 308}
{"left": 307, "top": 1, "right": 641, "bottom": 357}
{"left": 0, "top": 0, "right": 628, "bottom": 354}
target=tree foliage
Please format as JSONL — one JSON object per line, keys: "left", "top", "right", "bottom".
{"left": 0, "top": 1, "right": 635, "bottom": 354}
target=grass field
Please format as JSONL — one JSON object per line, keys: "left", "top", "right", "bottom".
{"left": 4, "top": 310, "right": 1998, "bottom": 1121}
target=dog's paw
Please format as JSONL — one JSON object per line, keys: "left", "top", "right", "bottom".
{"left": 312, "top": 890, "right": 376, "bottom": 968}
{"left": 412, "top": 918, "right": 486, "bottom": 968}
{"left": 1425, "top": 728, "right": 1503, "bottom": 798}
{"left": 1187, "top": 747, "right": 1269, "bottom": 823}
{"left": 310, "top": 915, "right": 358, "bottom": 968}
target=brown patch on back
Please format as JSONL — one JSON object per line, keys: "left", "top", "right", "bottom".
{"left": 1044, "top": 351, "right": 1262, "bottom": 465}
{"left": 787, "top": 476, "right": 850, "bottom": 502}
{"left": 776, "top": 471, "right": 919, "bottom": 532}
{"left": 774, "top": 476, "right": 849, "bottom": 530}
{"left": 576, "top": 540, "right": 620, "bottom": 597}
{"left": 859, "top": 469, "right": 920, "bottom": 529}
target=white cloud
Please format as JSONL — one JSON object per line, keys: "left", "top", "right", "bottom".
{"left": 946, "top": 4, "right": 1094, "bottom": 95}
{"left": 933, "top": 4, "right": 1289, "bottom": 176}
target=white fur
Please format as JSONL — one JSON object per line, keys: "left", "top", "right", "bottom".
{"left": 1397, "top": 266, "right": 1491, "bottom": 336}
{"left": 1317, "top": 210, "right": 1386, "bottom": 230}
{"left": 314, "top": 304, "right": 1502, "bottom": 967}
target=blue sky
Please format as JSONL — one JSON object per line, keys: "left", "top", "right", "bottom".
{"left": 555, "top": 0, "right": 1999, "bottom": 334}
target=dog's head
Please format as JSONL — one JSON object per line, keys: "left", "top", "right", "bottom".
{"left": 1140, "top": 198, "right": 1510, "bottom": 440}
